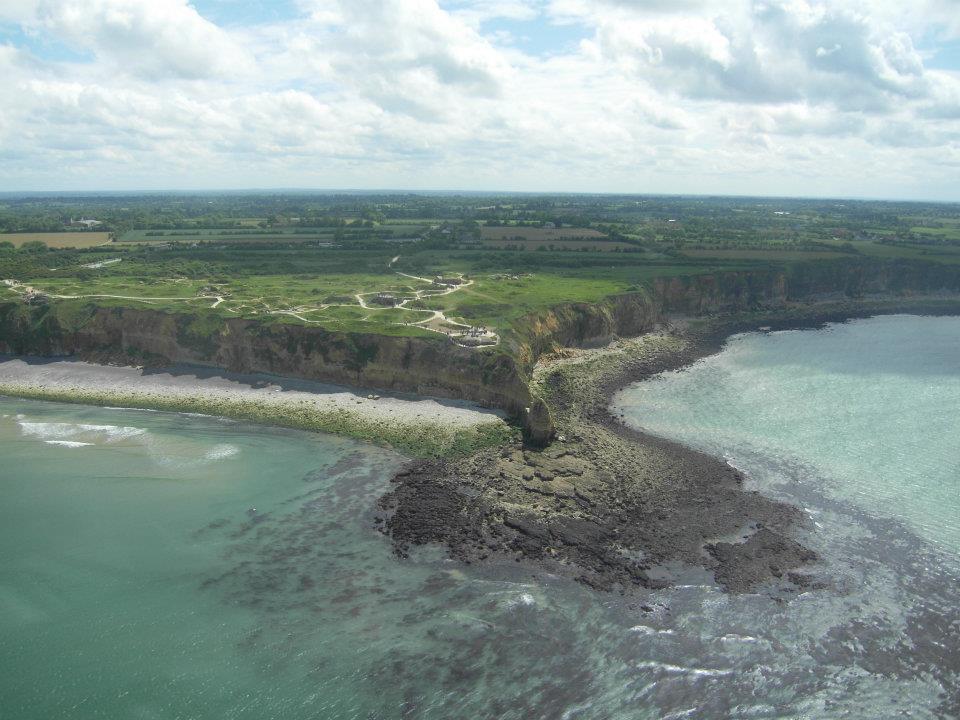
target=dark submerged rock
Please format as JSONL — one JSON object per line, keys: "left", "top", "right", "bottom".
{"left": 378, "top": 302, "right": 960, "bottom": 595}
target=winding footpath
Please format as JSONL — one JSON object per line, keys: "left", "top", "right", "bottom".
{"left": 3, "top": 269, "right": 500, "bottom": 348}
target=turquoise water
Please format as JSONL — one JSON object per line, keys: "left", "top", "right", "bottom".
{"left": 2, "top": 315, "right": 959, "bottom": 720}
{"left": 614, "top": 314, "right": 960, "bottom": 556}
{"left": 0, "top": 401, "right": 410, "bottom": 718}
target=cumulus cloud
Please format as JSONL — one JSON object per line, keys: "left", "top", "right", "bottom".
{"left": 0, "top": 0, "right": 957, "bottom": 198}
{"left": 30, "top": 0, "right": 252, "bottom": 79}
{"left": 568, "top": 0, "right": 937, "bottom": 112}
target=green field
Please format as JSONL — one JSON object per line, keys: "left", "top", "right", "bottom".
{"left": 2, "top": 193, "right": 958, "bottom": 344}
{"left": 118, "top": 228, "right": 338, "bottom": 244}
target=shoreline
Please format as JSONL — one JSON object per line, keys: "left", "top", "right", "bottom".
{"left": 380, "top": 297, "right": 960, "bottom": 594}
{"left": 4, "top": 296, "right": 960, "bottom": 593}
{"left": 0, "top": 357, "right": 513, "bottom": 459}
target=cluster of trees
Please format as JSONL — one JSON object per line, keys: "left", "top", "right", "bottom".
{"left": 2, "top": 193, "right": 958, "bottom": 264}
{"left": 0, "top": 240, "right": 50, "bottom": 252}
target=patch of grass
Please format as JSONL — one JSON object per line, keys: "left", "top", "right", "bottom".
{"left": 480, "top": 226, "right": 608, "bottom": 241}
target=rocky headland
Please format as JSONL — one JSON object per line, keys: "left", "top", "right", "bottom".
{"left": 378, "top": 298, "right": 960, "bottom": 594}
{"left": 4, "top": 256, "right": 960, "bottom": 593}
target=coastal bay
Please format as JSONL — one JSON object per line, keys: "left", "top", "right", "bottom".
{"left": 4, "top": 310, "right": 958, "bottom": 718}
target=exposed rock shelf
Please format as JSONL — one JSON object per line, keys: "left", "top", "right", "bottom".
{"left": 379, "top": 296, "right": 960, "bottom": 593}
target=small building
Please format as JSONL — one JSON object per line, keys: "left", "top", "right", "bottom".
{"left": 434, "top": 275, "right": 463, "bottom": 287}
{"left": 457, "top": 326, "right": 496, "bottom": 347}
{"left": 371, "top": 292, "right": 399, "bottom": 307}
{"left": 67, "top": 217, "right": 103, "bottom": 229}
{"left": 23, "top": 291, "right": 50, "bottom": 305}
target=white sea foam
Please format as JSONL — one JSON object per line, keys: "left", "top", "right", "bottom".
{"left": 634, "top": 660, "right": 733, "bottom": 677}
{"left": 205, "top": 444, "right": 239, "bottom": 461}
{"left": 719, "top": 633, "right": 760, "bottom": 644}
{"left": 17, "top": 420, "right": 147, "bottom": 444}
{"left": 629, "top": 625, "right": 675, "bottom": 636}
{"left": 505, "top": 592, "right": 537, "bottom": 609}
{"left": 44, "top": 440, "right": 93, "bottom": 448}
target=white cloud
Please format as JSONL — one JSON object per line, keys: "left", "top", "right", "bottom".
{"left": 32, "top": 0, "right": 253, "bottom": 79}
{"left": 0, "top": 0, "right": 956, "bottom": 198}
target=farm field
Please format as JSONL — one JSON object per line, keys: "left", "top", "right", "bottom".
{"left": 0, "top": 232, "right": 111, "bottom": 248}
{"left": 118, "top": 228, "right": 337, "bottom": 244}
{"left": 2, "top": 192, "right": 959, "bottom": 346}
{"left": 482, "top": 239, "right": 635, "bottom": 251}
{"left": 479, "top": 226, "right": 608, "bottom": 241}
{"left": 680, "top": 248, "right": 851, "bottom": 261}
{"left": 909, "top": 225, "right": 960, "bottom": 241}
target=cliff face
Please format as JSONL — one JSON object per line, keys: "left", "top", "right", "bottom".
{"left": 525, "top": 255, "right": 960, "bottom": 355}
{"left": 507, "top": 291, "right": 661, "bottom": 370}
{"left": 0, "top": 305, "right": 533, "bottom": 415}
{"left": 2, "top": 258, "right": 958, "bottom": 429}
{"left": 786, "top": 257, "right": 960, "bottom": 299}
{"left": 508, "top": 269, "right": 788, "bottom": 373}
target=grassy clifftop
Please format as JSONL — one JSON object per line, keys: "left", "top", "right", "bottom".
{"left": 4, "top": 256, "right": 959, "bottom": 428}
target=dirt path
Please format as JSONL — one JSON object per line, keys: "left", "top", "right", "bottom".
{"left": 4, "top": 270, "right": 501, "bottom": 347}
{"left": 3, "top": 279, "right": 217, "bottom": 305}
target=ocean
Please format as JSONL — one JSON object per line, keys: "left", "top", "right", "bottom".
{"left": 1, "top": 314, "right": 958, "bottom": 718}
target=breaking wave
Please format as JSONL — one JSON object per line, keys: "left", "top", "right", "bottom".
{"left": 17, "top": 419, "right": 147, "bottom": 444}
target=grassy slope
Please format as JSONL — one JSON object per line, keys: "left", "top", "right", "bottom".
{"left": 3, "top": 228, "right": 959, "bottom": 341}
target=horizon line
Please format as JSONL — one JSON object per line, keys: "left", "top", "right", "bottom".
{"left": 1, "top": 188, "right": 958, "bottom": 205}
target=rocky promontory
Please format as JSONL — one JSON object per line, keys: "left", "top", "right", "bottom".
{"left": 379, "top": 298, "right": 960, "bottom": 594}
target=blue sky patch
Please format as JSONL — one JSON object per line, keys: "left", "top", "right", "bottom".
{"left": 190, "top": 0, "right": 303, "bottom": 27}
{"left": 481, "top": 18, "right": 589, "bottom": 56}
{"left": 0, "top": 23, "right": 93, "bottom": 63}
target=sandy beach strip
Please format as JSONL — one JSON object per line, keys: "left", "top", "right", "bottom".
{"left": 0, "top": 356, "right": 509, "bottom": 456}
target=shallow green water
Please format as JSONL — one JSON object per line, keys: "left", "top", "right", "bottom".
{"left": 0, "top": 401, "right": 410, "bottom": 718}
{"left": 2, "top": 316, "right": 959, "bottom": 719}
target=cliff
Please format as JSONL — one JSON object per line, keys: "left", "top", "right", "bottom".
{"left": 2, "top": 257, "right": 959, "bottom": 440}
{"left": 0, "top": 305, "right": 533, "bottom": 416}
{"left": 509, "top": 258, "right": 960, "bottom": 376}
{"left": 508, "top": 268, "right": 789, "bottom": 372}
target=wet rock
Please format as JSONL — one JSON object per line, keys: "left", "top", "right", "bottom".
{"left": 523, "top": 397, "right": 554, "bottom": 446}
{"left": 707, "top": 528, "right": 818, "bottom": 593}
{"left": 378, "top": 313, "right": 828, "bottom": 595}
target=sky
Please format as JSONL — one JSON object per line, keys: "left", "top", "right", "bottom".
{"left": 0, "top": 0, "right": 958, "bottom": 200}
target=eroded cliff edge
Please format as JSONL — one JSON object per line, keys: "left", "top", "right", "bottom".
{"left": 4, "top": 257, "right": 960, "bottom": 592}
{"left": 3, "top": 258, "right": 960, "bottom": 439}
